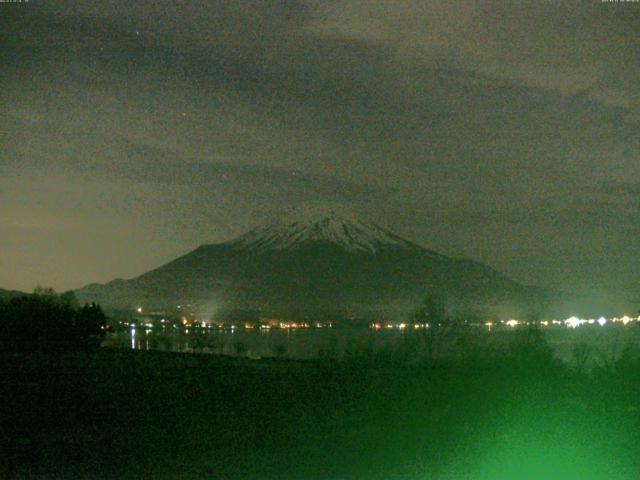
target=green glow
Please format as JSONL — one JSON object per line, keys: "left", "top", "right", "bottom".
{"left": 476, "top": 441, "right": 610, "bottom": 480}
{"left": 431, "top": 400, "right": 635, "bottom": 480}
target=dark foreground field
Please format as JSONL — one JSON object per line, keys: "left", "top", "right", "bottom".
{"left": 2, "top": 340, "right": 640, "bottom": 479}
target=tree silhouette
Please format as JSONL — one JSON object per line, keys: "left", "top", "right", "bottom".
{"left": 0, "top": 288, "right": 107, "bottom": 351}
{"left": 413, "top": 292, "right": 448, "bottom": 361}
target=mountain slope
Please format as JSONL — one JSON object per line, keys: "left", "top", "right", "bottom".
{"left": 76, "top": 210, "right": 540, "bottom": 319}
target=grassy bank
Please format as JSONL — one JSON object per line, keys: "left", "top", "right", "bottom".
{"left": 2, "top": 344, "right": 640, "bottom": 479}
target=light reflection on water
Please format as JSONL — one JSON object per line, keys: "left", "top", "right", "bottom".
{"left": 107, "top": 328, "right": 391, "bottom": 359}
{"left": 103, "top": 325, "right": 640, "bottom": 365}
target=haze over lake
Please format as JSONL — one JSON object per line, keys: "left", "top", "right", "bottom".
{"left": 103, "top": 323, "right": 640, "bottom": 367}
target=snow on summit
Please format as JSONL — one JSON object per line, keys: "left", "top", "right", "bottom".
{"left": 229, "top": 207, "right": 413, "bottom": 253}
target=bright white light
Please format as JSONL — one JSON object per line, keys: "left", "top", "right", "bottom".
{"left": 598, "top": 317, "right": 607, "bottom": 327}
{"left": 622, "top": 315, "right": 632, "bottom": 325}
{"left": 565, "top": 316, "right": 580, "bottom": 328}
{"left": 506, "top": 319, "right": 519, "bottom": 328}
{"left": 136, "top": 307, "right": 143, "bottom": 313}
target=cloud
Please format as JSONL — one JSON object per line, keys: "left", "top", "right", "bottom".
{"left": 588, "top": 180, "right": 640, "bottom": 199}
{"left": 311, "top": 0, "right": 640, "bottom": 121}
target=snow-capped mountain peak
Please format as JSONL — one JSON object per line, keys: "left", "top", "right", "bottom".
{"left": 228, "top": 207, "right": 413, "bottom": 253}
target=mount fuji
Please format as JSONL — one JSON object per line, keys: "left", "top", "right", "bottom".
{"left": 76, "top": 208, "right": 540, "bottom": 320}
{"left": 229, "top": 208, "right": 415, "bottom": 254}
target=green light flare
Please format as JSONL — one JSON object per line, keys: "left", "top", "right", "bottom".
{"left": 430, "top": 402, "right": 636, "bottom": 480}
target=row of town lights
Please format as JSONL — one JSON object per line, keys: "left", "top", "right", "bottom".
{"left": 501, "top": 315, "right": 638, "bottom": 329}
{"left": 369, "top": 316, "right": 639, "bottom": 330}
{"left": 135, "top": 306, "right": 637, "bottom": 331}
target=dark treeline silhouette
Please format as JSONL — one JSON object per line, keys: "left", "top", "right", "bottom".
{"left": 0, "top": 287, "right": 107, "bottom": 351}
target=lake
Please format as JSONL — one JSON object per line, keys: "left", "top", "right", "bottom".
{"left": 102, "top": 323, "right": 640, "bottom": 366}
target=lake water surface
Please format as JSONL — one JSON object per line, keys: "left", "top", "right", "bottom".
{"left": 103, "top": 324, "right": 640, "bottom": 366}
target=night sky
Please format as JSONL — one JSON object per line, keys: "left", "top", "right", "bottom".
{"left": 2, "top": 1, "right": 639, "bottom": 299}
